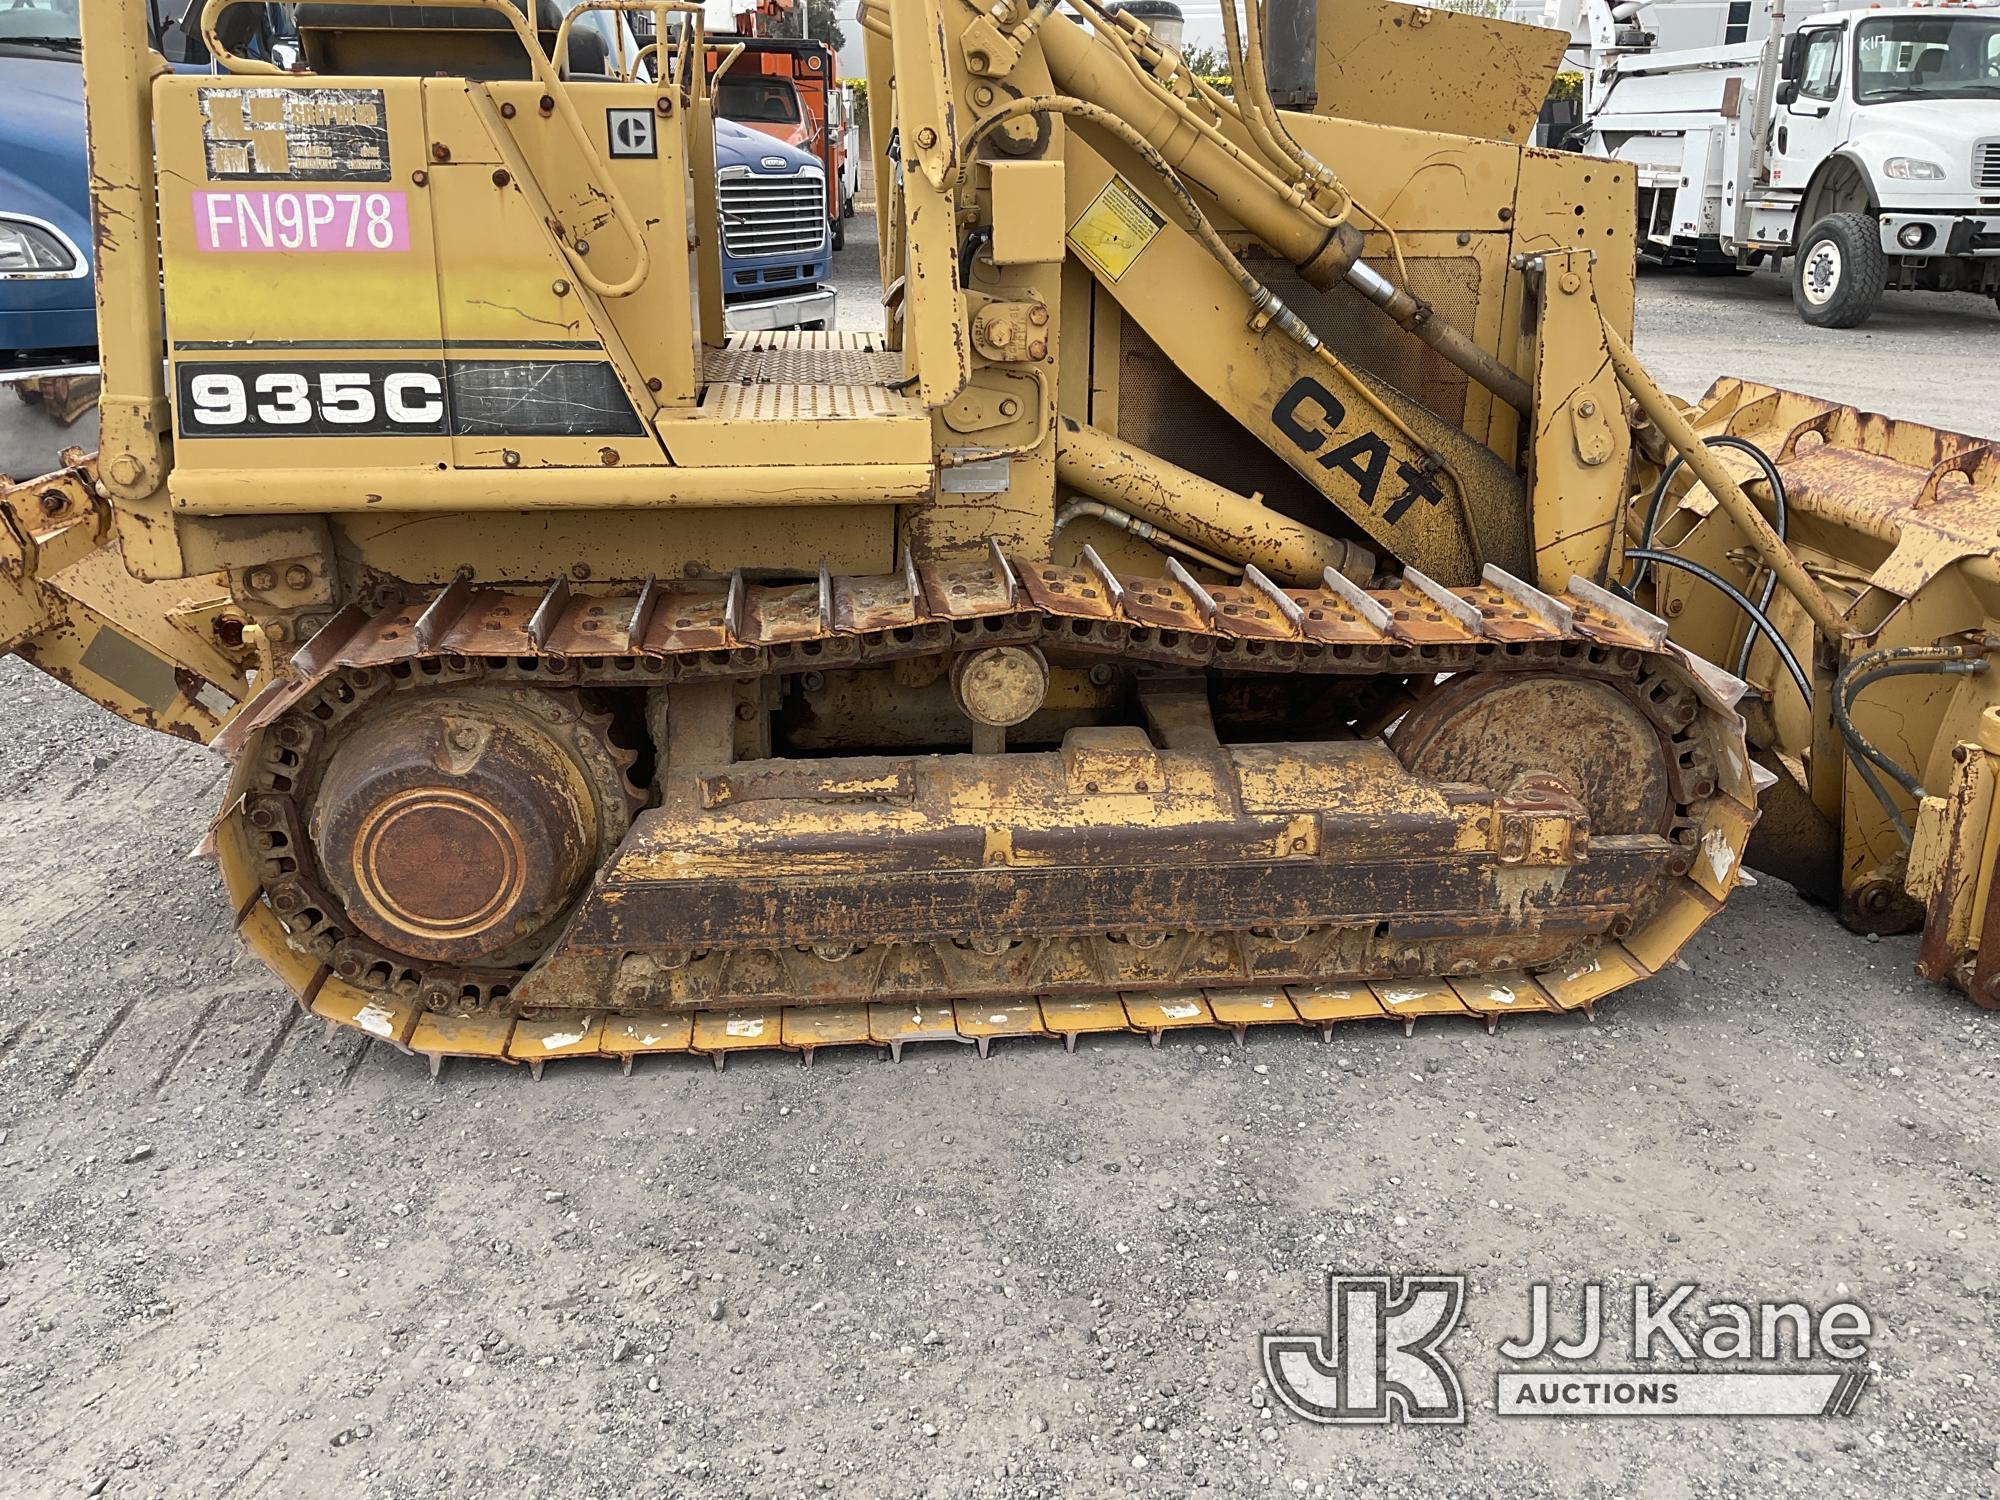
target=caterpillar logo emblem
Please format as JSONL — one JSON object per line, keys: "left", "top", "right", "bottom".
{"left": 1271, "top": 377, "right": 1448, "bottom": 523}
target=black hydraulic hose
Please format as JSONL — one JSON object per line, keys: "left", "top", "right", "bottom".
{"left": 1631, "top": 434, "right": 1788, "bottom": 599}
{"left": 1625, "top": 548, "right": 1813, "bottom": 707}
{"left": 1831, "top": 645, "right": 1990, "bottom": 844}
{"left": 1628, "top": 433, "right": 1790, "bottom": 679}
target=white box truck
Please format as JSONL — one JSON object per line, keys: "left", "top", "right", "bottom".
{"left": 1570, "top": 0, "right": 2000, "bottom": 325}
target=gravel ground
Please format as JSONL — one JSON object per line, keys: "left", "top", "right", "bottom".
{"left": 0, "top": 222, "right": 1995, "bottom": 1500}
{"left": 1634, "top": 261, "right": 2000, "bottom": 436}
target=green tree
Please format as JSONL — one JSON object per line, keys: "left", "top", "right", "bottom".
{"left": 1179, "top": 43, "right": 1228, "bottom": 76}
{"left": 794, "top": 0, "right": 847, "bottom": 50}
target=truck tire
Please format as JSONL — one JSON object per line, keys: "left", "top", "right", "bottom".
{"left": 1791, "top": 213, "right": 1886, "bottom": 328}
{"left": 832, "top": 215, "right": 845, "bottom": 251}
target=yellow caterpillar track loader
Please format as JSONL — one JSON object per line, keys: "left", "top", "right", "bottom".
{"left": 2, "top": 0, "right": 1995, "bottom": 1073}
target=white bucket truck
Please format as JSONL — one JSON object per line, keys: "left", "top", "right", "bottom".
{"left": 1571, "top": 0, "right": 2000, "bottom": 325}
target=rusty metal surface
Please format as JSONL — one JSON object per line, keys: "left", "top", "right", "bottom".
{"left": 308, "top": 688, "right": 618, "bottom": 967}
{"left": 1392, "top": 673, "right": 1685, "bottom": 837}
{"left": 244, "top": 672, "right": 640, "bottom": 1012}
{"left": 1969, "top": 838, "right": 2000, "bottom": 1009}
{"left": 1690, "top": 378, "right": 2000, "bottom": 601}
{"left": 230, "top": 557, "right": 1668, "bottom": 714}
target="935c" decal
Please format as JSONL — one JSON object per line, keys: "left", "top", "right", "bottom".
{"left": 173, "top": 359, "right": 646, "bottom": 439}
{"left": 179, "top": 361, "right": 449, "bottom": 436}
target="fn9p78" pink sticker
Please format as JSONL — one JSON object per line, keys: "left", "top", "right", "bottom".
{"left": 194, "top": 190, "right": 409, "bottom": 253}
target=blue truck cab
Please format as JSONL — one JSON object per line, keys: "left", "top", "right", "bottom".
{"left": 714, "top": 119, "right": 836, "bottom": 332}
{"left": 0, "top": 2, "right": 294, "bottom": 376}
{"left": 0, "top": 8, "right": 93, "bottom": 372}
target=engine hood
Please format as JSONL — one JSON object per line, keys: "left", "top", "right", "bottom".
{"left": 1852, "top": 97, "right": 2000, "bottom": 170}
{"left": 713, "top": 119, "right": 821, "bottom": 177}
{"left": 0, "top": 53, "right": 89, "bottom": 256}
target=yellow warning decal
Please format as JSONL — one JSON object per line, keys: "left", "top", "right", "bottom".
{"left": 1066, "top": 174, "right": 1165, "bottom": 283}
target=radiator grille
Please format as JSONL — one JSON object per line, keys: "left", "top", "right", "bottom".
{"left": 1977, "top": 141, "right": 2000, "bottom": 192}
{"left": 719, "top": 171, "right": 826, "bottom": 258}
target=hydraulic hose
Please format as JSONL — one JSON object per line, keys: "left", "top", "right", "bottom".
{"left": 1832, "top": 645, "right": 1990, "bottom": 844}
{"left": 1624, "top": 548, "right": 1813, "bottom": 708}
{"left": 1629, "top": 433, "right": 1789, "bottom": 677}
{"left": 1064, "top": 0, "right": 1325, "bottom": 216}
{"left": 1218, "top": 0, "right": 1323, "bottom": 198}
{"left": 1604, "top": 323, "right": 1849, "bottom": 642}
{"left": 1053, "top": 499, "right": 1243, "bottom": 575}
{"left": 1633, "top": 436, "right": 1787, "bottom": 591}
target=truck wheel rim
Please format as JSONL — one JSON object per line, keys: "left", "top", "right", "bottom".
{"left": 1802, "top": 241, "right": 1843, "bottom": 305}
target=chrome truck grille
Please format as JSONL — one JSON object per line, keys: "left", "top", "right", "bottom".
{"left": 1977, "top": 140, "right": 2000, "bottom": 192}
{"left": 718, "top": 169, "right": 827, "bottom": 257}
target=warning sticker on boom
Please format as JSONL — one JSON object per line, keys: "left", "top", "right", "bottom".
{"left": 1066, "top": 174, "right": 1165, "bottom": 283}
{"left": 199, "top": 88, "right": 391, "bottom": 182}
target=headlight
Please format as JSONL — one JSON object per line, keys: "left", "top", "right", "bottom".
{"left": 0, "top": 217, "right": 78, "bottom": 274}
{"left": 1883, "top": 157, "right": 1945, "bottom": 181}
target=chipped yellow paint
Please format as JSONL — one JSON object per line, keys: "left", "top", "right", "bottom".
{"left": 313, "top": 978, "right": 418, "bottom": 1047}
{"left": 1120, "top": 990, "right": 1216, "bottom": 1036}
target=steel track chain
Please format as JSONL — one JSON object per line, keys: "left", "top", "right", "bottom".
{"left": 210, "top": 555, "right": 1767, "bottom": 1075}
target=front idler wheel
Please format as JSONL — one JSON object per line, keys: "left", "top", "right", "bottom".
{"left": 306, "top": 686, "right": 633, "bottom": 970}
